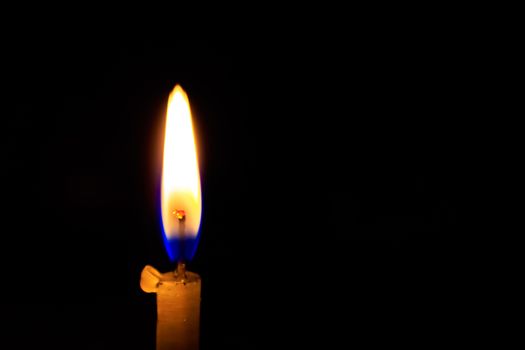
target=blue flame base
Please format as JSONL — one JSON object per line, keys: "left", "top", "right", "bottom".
{"left": 163, "top": 237, "right": 199, "bottom": 262}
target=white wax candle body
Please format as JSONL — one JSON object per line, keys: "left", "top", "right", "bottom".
{"left": 141, "top": 266, "right": 201, "bottom": 350}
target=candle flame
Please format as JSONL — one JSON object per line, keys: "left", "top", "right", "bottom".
{"left": 161, "top": 85, "right": 202, "bottom": 261}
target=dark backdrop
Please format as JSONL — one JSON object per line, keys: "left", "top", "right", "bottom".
{"left": 1, "top": 24, "right": 459, "bottom": 349}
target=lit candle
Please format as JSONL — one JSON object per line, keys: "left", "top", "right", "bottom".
{"left": 140, "top": 84, "right": 202, "bottom": 350}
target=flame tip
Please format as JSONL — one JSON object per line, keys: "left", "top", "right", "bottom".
{"left": 172, "top": 84, "right": 186, "bottom": 93}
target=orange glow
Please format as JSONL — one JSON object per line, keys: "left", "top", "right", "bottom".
{"left": 161, "top": 85, "right": 202, "bottom": 241}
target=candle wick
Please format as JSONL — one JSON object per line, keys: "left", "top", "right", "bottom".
{"left": 174, "top": 209, "right": 187, "bottom": 283}
{"left": 173, "top": 209, "right": 186, "bottom": 221}
{"left": 175, "top": 261, "right": 187, "bottom": 283}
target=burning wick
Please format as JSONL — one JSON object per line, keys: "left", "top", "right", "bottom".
{"left": 173, "top": 209, "right": 187, "bottom": 282}
{"left": 173, "top": 209, "right": 186, "bottom": 221}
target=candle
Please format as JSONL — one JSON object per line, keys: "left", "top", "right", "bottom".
{"left": 141, "top": 265, "right": 201, "bottom": 350}
{"left": 140, "top": 85, "right": 202, "bottom": 350}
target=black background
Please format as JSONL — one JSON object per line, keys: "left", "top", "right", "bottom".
{"left": 1, "top": 19, "right": 459, "bottom": 349}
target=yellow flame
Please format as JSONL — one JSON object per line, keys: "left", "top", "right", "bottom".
{"left": 161, "top": 85, "right": 201, "bottom": 240}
